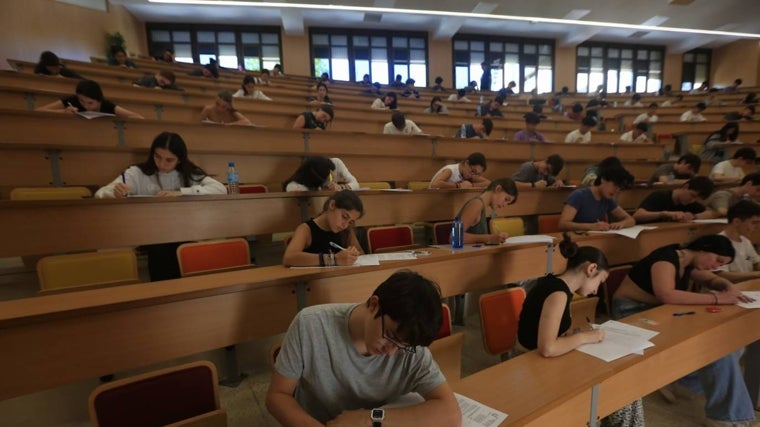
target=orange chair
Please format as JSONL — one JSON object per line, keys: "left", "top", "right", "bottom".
{"left": 479, "top": 287, "right": 526, "bottom": 357}
{"left": 437, "top": 303, "right": 452, "bottom": 339}
{"left": 89, "top": 360, "right": 225, "bottom": 427}
{"left": 538, "top": 214, "right": 561, "bottom": 234}
{"left": 366, "top": 225, "right": 414, "bottom": 253}
{"left": 432, "top": 221, "right": 453, "bottom": 245}
{"left": 602, "top": 264, "right": 632, "bottom": 317}
{"left": 176, "top": 238, "right": 251, "bottom": 277}
{"left": 239, "top": 184, "right": 268, "bottom": 194}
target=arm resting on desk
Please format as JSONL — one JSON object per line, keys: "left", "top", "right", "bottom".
{"left": 537, "top": 292, "right": 604, "bottom": 358}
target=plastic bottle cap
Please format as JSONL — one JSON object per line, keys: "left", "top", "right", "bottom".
{"left": 228, "top": 162, "right": 235, "bottom": 166}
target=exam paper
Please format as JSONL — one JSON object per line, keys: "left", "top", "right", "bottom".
{"left": 76, "top": 111, "right": 116, "bottom": 119}
{"left": 456, "top": 393, "right": 508, "bottom": 427}
{"left": 588, "top": 225, "right": 657, "bottom": 239}
{"left": 692, "top": 218, "right": 728, "bottom": 224}
{"left": 576, "top": 320, "right": 658, "bottom": 362}
{"left": 504, "top": 235, "right": 554, "bottom": 244}
{"left": 354, "top": 252, "right": 417, "bottom": 266}
{"left": 737, "top": 291, "right": 760, "bottom": 309}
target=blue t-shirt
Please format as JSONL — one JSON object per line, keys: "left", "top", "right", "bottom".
{"left": 564, "top": 187, "right": 618, "bottom": 223}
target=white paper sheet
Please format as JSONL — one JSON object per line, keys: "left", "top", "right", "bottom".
{"left": 575, "top": 320, "right": 658, "bottom": 362}
{"left": 76, "top": 111, "right": 115, "bottom": 119}
{"left": 692, "top": 218, "right": 729, "bottom": 224}
{"left": 588, "top": 225, "right": 657, "bottom": 239}
{"left": 737, "top": 291, "right": 760, "bottom": 308}
{"left": 354, "top": 252, "right": 417, "bottom": 266}
{"left": 504, "top": 235, "right": 554, "bottom": 244}
{"left": 456, "top": 393, "right": 508, "bottom": 427}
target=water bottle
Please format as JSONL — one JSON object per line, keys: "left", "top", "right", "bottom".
{"left": 227, "top": 161, "right": 239, "bottom": 195}
{"left": 667, "top": 172, "right": 675, "bottom": 185}
{"left": 460, "top": 124, "right": 467, "bottom": 139}
{"left": 451, "top": 217, "right": 464, "bottom": 249}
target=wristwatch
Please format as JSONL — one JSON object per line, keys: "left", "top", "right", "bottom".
{"left": 370, "top": 408, "right": 385, "bottom": 426}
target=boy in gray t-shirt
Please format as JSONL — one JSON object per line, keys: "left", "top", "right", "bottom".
{"left": 267, "top": 270, "right": 461, "bottom": 426}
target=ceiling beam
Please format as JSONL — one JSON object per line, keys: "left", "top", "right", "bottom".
{"left": 280, "top": 8, "right": 304, "bottom": 35}
{"left": 560, "top": 27, "right": 602, "bottom": 47}
{"left": 432, "top": 2, "right": 498, "bottom": 40}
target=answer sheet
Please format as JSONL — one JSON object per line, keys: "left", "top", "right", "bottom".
{"left": 456, "top": 393, "right": 508, "bottom": 427}
{"left": 588, "top": 225, "right": 657, "bottom": 239}
{"left": 576, "top": 320, "right": 658, "bottom": 362}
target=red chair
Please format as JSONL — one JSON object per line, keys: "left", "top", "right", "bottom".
{"left": 432, "top": 221, "right": 452, "bottom": 245}
{"left": 239, "top": 184, "right": 268, "bottom": 194}
{"left": 437, "top": 303, "right": 452, "bottom": 339}
{"left": 538, "top": 214, "right": 561, "bottom": 234}
{"left": 479, "top": 287, "right": 526, "bottom": 357}
{"left": 602, "top": 265, "right": 632, "bottom": 317}
{"left": 89, "top": 360, "right": 224, "bottom": 427}
{"left": 366, "top": 225, "right": 414, "bottom": 253}
{"left": 177, "top": 238, "right": 251, "bottom": 277}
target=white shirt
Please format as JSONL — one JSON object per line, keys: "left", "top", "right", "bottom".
{"left": 623, "top": 101, "right": 643, "bottom": 107}
{"left": 232, "top": 88, "right": 272, "bottom": 101}
{"left": 95, "top": 165, "right": 226, "bottom": 198}
{"left": 383, "top": 120, "right": 423, "bottom": 135}
{"left": 633, "top": 113, "right": 658, "bottom": 124}
{"left": 564, "top": 128, "right": 591, "bottom": 144}
{"left": 680, "top": 110, "right": 706, "bottom": 122}
{"left": 619, "top": 131, "right": 649, "bottom": 143}
{"left": 429, "top": 164, "right": 463, "bottom": 188}
{"left": 718, "top": 231, "right": 760, "bottom": 273}
{"left": 285, "top": 157, "right": 359, "bottom": 191}
{"left": 447, "top": 94, "right": 471, "bottom": 103}
{"left": 710, "top": 160, "right": 745, "bottom": 180}
{"left": 371, "top": 98, "right": 387, "bottom": 109}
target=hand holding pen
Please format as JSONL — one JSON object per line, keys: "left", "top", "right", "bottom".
{"left": 329, "top": 241, "right": 360, "bottom": 266}
{"left": 113, "top": 172, "right": 130, "bottom": 198}
{"left": 64, "top": 101, "right": 78, "bottom": 115}
{"left": 584, "top": 316, "right": 605, "bottom": 344}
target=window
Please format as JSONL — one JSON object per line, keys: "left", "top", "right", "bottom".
{"left": 310, "top": 29, "right": 428, "bottom": 85}
{"left": 576, "top": 43, "right": 664, "bottom": 94}
{"left": 452, "top": 35, "right": 554, "bottom": 94}
{"left": 681, "top": 49, "right": 711, "bottom": 91}
{"left": 147, "top": 24, "right": 281, "bottom": 71}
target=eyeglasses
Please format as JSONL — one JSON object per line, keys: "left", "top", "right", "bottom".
{"left": 380, "top": 312, "right": 416, "bottom": 354}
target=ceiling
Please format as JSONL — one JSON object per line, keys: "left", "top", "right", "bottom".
{"left": 112, "top": 0, "right": 760, "bottom": 52}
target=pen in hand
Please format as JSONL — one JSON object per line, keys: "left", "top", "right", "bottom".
{"left": 328, "top": 241, "right": 346, "bottom": 252}
{"left": 673, "top": 311, "right": 696, "bottom": 317}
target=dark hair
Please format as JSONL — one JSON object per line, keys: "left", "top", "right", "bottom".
{"left": 727, "top": 200, "right": 760, "bottom": 222}
{"left": 742, "top": 92, "right": 756, "bottom": 104}
{"left": 316, "top": 82, "right": 329, "bottom": 93}
{"left": 321, "top": 189, "right": 364, "bottom": 216}
{"left": 735, "top": 78, "right": 743, "bottom": 86}
{"left": 158, "top": 69, "right": 176, "bottom": 84}
{"left": 632, "top": 93, "right": 641, "bottom": 101}
{"left": 635, "top": 122, "right": 649, "bottom": 132}
{"left": 571, "top": 103, "right": 583, "bottom": 113}
{"left": 733, "top": 147, "right": 757, "bottom": 161}
{"left": 370, "top": 270, "right": 442, "bottom": 347}
{"left": 746, "top": 105, "right": 756, "bottom": 115}
{"left": 712, "top": 122, "right": 740, "bottom": 142}
{"left": 110, "top": 45, "right": 126, "bottom": 57}
{"left": 465, "top": 152, "right": 487, "bottom": 170}
{"left": 318, "top": 105, "right": 334, "bottom": 120}
{"left": 164, "top": 48, "right": 174, "bottom": 54}
{"left": 482, "top": 118, "right": 494, "bottom": 136}
{"left": 391, "top": 111, "right": 406, "bottom": 130}
{"left": 429, "top": 96, "right": 443, "bottom": 113}
{"left": 283, "top": 156, "right": 335, "bottom": 191}
{"left": 137, "top": 132, "right": 209, "bottom": 187}
{"left": 217, "top": 90, "right": 235, "bottom": 111}
{"left": 457, "top": 89, "right": 467, "bottom": 97}
{"left": 684, "top": 235, "right": 734, "bottom": 262}
{"left": 435, "top": 76, "right": 443, "bottom": 84}
{"left": 384, "top": 92, "right": 398, "bottom": 109}
{"left": 38, "top": 51, "right": 60, "bottom": 68}
{"left": 241, "top": 75, "right": 255, "bottom": 94}
{"left": 76, "top": 79, "right": 104, "bottom": 101}
{"left": 485, "top": 178, "right": 518, "bottom": 205}
{"left": 395, "top": 74, "right": 403, "bottom": 81}
{"left": 677, "top": 154, "right": 701, "bottom": 174}
{"left": 559, "top": 233, "right": 609, "bottom": 271}
{"left": 405, "top": 78, "right": 415, "bottom": 85}
{"left": 546, "top": 154, "right": 564, "bottom": 176}
{"left": 273, "top": 64, "right": 283, "bottom": 72}
{"left": 696, "top": 102, "right": 707, "bottom": 110}
{"left": 204, "top": 63, "right": 219, "bottom": 79}
{"left": 684, "top": 176, "right": 714, "bottom": 199}
{"left": 740, "top": 172, "right": 760, "bottom": 186}
{"left": 648, "top": 102, "right": 658, "bottom": 108}
{"left": 260, "top": 69, "right": 270, "bottom": 76}
{"left": 595, "top": 163, "right": 634, "bottom": 189}
{"left": 524, "top": 112, "right": 541, "bottom": 124}
{"left": 581, "top": 117, "right": 596, "bottom": 127}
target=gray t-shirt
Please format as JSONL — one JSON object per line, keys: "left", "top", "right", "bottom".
{"left": 512, "top": 161, "right": 555, "bottom": 185}
{"left": 705, "top": 190, "right": 742, "bottom": 213}
{"left": 275, "top": 303, "right": 445, "bottom": 423}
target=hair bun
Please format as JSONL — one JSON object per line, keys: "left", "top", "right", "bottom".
{"left": 559, "top": 232, "right": 579, "bottom": 259}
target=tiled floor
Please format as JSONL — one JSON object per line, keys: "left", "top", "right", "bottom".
{"left": 1, "top": 255, "right": 758, "bottom": 426}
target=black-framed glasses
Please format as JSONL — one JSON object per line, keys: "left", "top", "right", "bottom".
{"left": 380, "top": 312, "right": 416, "bottom": 354}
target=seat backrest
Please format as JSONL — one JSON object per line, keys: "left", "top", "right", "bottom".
{"left": 479, "top": 287, "right": 526, "bottom": 356}
{"left": 37, "top": 250, "right": 139, "bottom": 291}
{"left": 407, "top": 181, "right": 430, "bottom": 190}
{"left": 238, "top": 184, "right": 268, "bottom": 194}
{"left": 366, "top": 225, "right": 414, "bottom": 253}
{"left": 89, "top": 360, "right": 220, "bottom": 427}
{"left": 489, "top": 217, "right": 525, "bottom": 237}
{"left": 10, "top": 186, "right": 91, "bottom": 200}
{"left": 359, "top": 181, "right": 391, "bottom": 190}
{"left": 602, "top": 264, "right": 632, "bottom": 317}
{"left": 177, "top": 238, "right": 251, "bottom": 276}
{"left": 538, "top": 214, "right": 561, "bottom": 234}
{"left": 569, "top": 296, "right": 599, "bottom": 333}
{"left": 437, "top": 303, "right": 452, "bottom": 339}
{"left": 429, "top": 332, "right": 464, "bottom": 381}
{"left": 432, "top": 221, "right": 452, "bottom": 245}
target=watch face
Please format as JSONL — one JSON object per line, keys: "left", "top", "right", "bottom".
{"left": 371, "top": 409, "right": 384, "bottom": 420}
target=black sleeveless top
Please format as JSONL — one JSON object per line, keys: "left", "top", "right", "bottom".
{"left": 628, "top": 244, "right": 693, "bottom": 295}
{"left": 518, "top": 274, "right": 574, "bottom": 350}
{"left": 304, "top": 219, "right": 343, "bottom": 254}
{"left": 301, "top": 112, "right": 324, "bottom": 130}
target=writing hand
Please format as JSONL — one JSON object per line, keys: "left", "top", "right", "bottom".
{"left": 592, "top": 221, "right": 611, "bottom": 231}
{"left": 609, "top": 222, "right": 624, "bottom": 230}
{"left": 335, "top": 249, "right": 359, "bottom": 266}
{"left": 113, "top": 183, "right": 130, "bottom": 198}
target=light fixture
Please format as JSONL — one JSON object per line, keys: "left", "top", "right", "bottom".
{"left": 147, "top": 0, "right": 760, "bottom": 39}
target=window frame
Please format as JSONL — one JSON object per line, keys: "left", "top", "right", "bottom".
{"left": 575, "top": 42, "right": 665, "bottom": 94}
{"left": 681, "top": 48, "right": 712, "bottom": 92}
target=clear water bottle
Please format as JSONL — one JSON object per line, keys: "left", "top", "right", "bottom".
{"left": 227, "top": 161, "right": 239, "bottom": 195}
{"left": 460, "top": 124, "right": 467, "bottom": 139}
{"left": 667, "top": 172, "right": 675, "bottom": 185}
{"left": 451, "top": 217, "right": 464, "bottom": 249}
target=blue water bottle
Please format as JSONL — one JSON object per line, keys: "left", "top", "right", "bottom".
{"left": 227, "top": 161, "right": 239, "bottom": 195}
{"left": 451, "top": 217, "right": 464, "bottom": 249}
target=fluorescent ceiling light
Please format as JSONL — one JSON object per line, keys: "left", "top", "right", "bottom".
{"left": 148, "top": 0, "right": 760, "bottom": 39}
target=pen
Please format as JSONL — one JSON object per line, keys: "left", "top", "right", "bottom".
{"left": 328, "top": 241, "right": 346, "bottom": 252}
{"left": 121, "top": 172, "right": 126, "bottom": 184}
{"left": 673, "top": 311, "right": 696, "bottom": 316}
